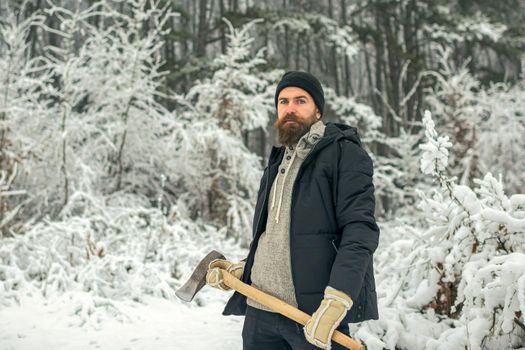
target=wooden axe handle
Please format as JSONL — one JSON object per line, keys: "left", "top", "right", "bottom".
{"left": 221, "top": 270, "right": 364, "bottom": 350}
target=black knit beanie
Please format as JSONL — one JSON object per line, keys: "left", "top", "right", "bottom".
{"left": 274, "top": 71, "right": 325, "bottom": 116}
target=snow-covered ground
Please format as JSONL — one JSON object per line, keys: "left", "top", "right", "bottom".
{"left": 0, "top": 292, "right": 243, "bottom": 350}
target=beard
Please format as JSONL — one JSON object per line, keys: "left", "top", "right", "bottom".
{"left": 274, "top": 112, "right": 318, "bottom": 147}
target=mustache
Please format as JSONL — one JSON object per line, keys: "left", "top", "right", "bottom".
{"left": 282, "top": 114, "right": 298, "bottom": 123}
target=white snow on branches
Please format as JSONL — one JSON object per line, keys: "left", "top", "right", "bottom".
{"left": 419, "top": 110, "right": 453, "bottom": 176}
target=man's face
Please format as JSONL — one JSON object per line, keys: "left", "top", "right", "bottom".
{"left": 275, "top": 86, "right": 320, "bottom": 147}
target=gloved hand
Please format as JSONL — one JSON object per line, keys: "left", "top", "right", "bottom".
{"left": 304, "top": 286, "right": 353, "bottom": 349}
{"left": 205, "top": 259, "right": 245, "bottom": 291}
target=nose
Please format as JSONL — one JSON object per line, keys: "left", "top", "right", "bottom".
{"left": 283, "top": 103, "right": 297, "bottom": 115}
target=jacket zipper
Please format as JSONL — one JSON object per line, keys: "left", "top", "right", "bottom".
{"left": 331, "top": 240, "right": 339, "bottom": 252}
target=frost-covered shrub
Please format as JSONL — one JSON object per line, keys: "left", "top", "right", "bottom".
{"left": 0, "top": 244, "right": 30, "bottom": 306}
{"left": 0, "top": 191, "right": 241, "bottom": 323}
{"left": 352, "top": 111, "right": 525, "bottom": 350}
{"left": 454, "top": 253, "right": 525, "bottom": 349}
{"left": 418, "top": 112, "right": 524, "bottom": 348}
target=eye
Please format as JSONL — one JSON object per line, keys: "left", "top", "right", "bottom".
{"left": 298, "top": 99, "right": 306, "bottom": 104}
{"left": 279, "top": 99, "right": 288, "bottom": 104}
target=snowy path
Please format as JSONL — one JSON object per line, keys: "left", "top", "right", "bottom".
{"left": 0, "top": 293, "right": 243, "bottom": 350}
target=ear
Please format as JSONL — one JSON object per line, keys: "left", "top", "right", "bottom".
{"left": 316, "top": 109, "right": 321, "bottom": 119}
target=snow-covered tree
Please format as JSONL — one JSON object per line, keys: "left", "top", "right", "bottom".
{"left": 0, "top": 4, "right": 46, "bottom": 235}
{"left": 4, "top": 0, "right": 184, "bottom": 223}
{"left": 426, "top": 46, "right": 525, "bottom": 193}
{"left": 326, "top": 87, "right": 427, "bottom": 218}
{"left": 174, "top": 18, "right": 278, "bottom": 243}
{"left": 272, "top": 13, "right": 359, "bottom": 61}
{"left": 3, "top": 1, "right": 108, "bottom": 223}
{"left": 78, "top": 0, "right": 177, "bottom": 195}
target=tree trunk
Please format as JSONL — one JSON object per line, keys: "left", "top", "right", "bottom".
{"left": 306, "top": 37, "right": 311, "bottom": 72}
{"left": 295, "top": 32, "right": 301, "bottom": 70}
{"left": 402, "top": 0, "right": 422, "bottom": 125}
{"left": 328, "top": 0, "right": 340, "bottom": 95}
{"left": 219, "top": 0, "right": 226, "bottom": 54}
{"left": 341, "top": 0, "right": 354, "bottom": 96}
{"left": 196, "top": 0, "right": 209, "bottom": 57}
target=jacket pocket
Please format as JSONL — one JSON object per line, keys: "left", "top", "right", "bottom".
{"left": 293, "top": 234, "right": 338, "bottom": 293}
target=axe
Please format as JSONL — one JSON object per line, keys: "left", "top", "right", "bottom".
{"left": 176, "top": 250, "right": 364, "bottom": 350}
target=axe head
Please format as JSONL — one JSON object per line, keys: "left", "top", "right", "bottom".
{"left": 175, "top": 250, "right": 226, "bottom": 302}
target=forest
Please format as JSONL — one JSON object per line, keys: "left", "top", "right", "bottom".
{"left": 0, "top": 0, "right": 524, "bottom": 349}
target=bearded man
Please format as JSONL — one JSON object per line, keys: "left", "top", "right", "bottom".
{"left": 207, "top": 71, "right": 380, "bottom": 350}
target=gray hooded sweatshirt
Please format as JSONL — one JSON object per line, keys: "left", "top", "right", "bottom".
{"left": 248, "top": 120, "right": 326, "bottom": 312}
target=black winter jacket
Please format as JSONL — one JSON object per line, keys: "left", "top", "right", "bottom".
{"left": 223, "top": 122, "right": 379, "bottom": 323}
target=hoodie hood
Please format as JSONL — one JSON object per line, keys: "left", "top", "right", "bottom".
{"left": 323, "top": 122, "right": 362, "bottom": 146}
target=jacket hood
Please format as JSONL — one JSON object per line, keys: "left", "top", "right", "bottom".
{"left": 323, "top": 122, "right": 362, "bottom": 146}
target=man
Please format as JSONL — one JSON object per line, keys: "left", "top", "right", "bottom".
{"left": 206, "top": 71, "right": 379, "bottom": 349}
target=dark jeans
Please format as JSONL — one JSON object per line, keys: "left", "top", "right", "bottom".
{"left": 242, "top": 306, "right": 351, "bottom": 350}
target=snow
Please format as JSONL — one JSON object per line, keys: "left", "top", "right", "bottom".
{"left": 419, "top": 110, "right": 452, "bottom": 176}
{"left": 482, "top": 208, "right": 525, "bottom": 231}
{"left": 406, "top": 278, "right": 440, "bottom": 309}
{"left": 453, "top": 185, "right": 481, "bottom": 214}
{"left": 0, "top": 293, "right": 243, "bottom": 350}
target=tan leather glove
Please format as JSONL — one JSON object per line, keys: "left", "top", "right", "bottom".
{"left": 304, "top": 286, "right": 353, "bottom": 349}
{"left": 205, "top": 259, "right": 245, "bottom": 291}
